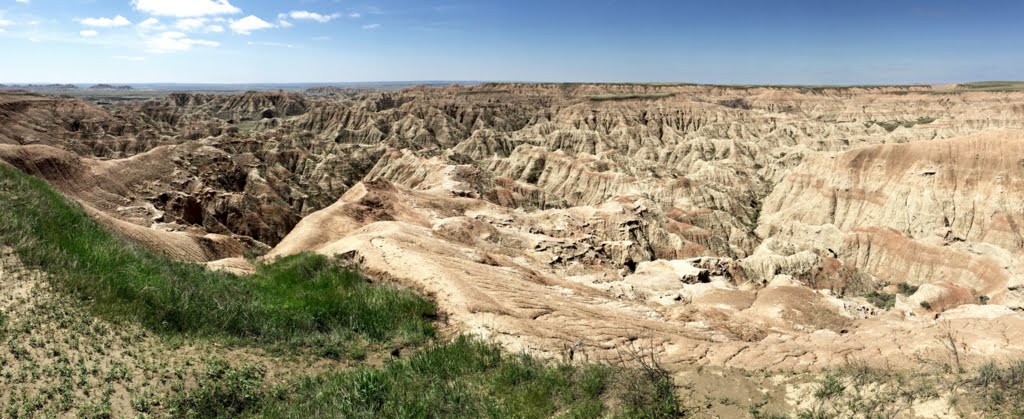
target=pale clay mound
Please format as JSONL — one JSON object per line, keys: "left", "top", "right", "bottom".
{"left": 2, "top": 85, "right": 1024, "bottom": 371}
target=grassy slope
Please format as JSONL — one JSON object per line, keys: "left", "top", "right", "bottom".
{"left": 0, "top": 162, "right": 683, "bottom": 418}
{"left": 194, "top": 336, "right": 679, "bottom": 418}
{"left": 0, "top": 163, "right": 436, "bottom": 351}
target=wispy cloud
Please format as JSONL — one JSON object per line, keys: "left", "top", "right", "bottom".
{"left": 145, "top": 31, "right": 218, "bottom": 53}
{"left": 247, "top": 41, "right": 297, "bottom": 48}
{"left": 113, "top": 55, "right": 146, "bottom": 61}
{"left": 174, "top": 18, "right": 206, "bottom": 31}
{"left": 362, "top": 23, "right": 381, "bottom": 30}
{"left": 136, "top": 17, "right": 165, "bottom": 31}
{"left": 132, "top": 0, "right": 241, "bottom": 18}
{"left": 15, "top": 0, "right": 30, "bottom": 4}
{"left": 173, "top": 17, "right": 224, "bottom": 33}
{"left": 79, "top": 29, "right": 98, "bottom": 37}
{"left": 79, "top": 15, "right": 131, "bottom": 28}
{"left": 279, "top": 10, "right": 341, "bottom": 23}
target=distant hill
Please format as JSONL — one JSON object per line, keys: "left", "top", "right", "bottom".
{"left": 89, "top": 84, "right": 133, "bottom": 90}
{"left": 0, "top": 84, "right": 78, "bottom": 90}
{"left": 955, "top": 81, "right": 1024, "bottom": 92}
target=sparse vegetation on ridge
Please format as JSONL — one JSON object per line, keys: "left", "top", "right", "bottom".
{"left": 588, "top": 93, "right": 675, "bottom": 101}
{"left": 956, "top": 81, "right": 1024, "bottom": 92}
{"left": 785, "top": 358, "right": 1024, "bottom": 418}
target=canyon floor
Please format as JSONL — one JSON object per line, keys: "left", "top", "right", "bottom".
{"left": 2, "top": 83, "right": 1024, "bottom": 417}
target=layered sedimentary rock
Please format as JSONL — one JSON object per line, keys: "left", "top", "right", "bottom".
{"left": 757, "top": 129, "right": 1024, "bottom": 309}
{"left": 3, "top": 84, "right": 1024, "bottom": 370}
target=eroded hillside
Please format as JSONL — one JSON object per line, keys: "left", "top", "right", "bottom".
{"left": 3, "top": 84, "right": 1024, "bottom": 371}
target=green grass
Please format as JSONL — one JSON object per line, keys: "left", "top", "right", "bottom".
{"left": 165, "top": 337, "right": 683, "bottom": 418}
{"left": 0, "top": 162, "right": 688, "bottom": 416}
{"left": 970, "top": 360, "right": 1024, "bottom": 417}
{"left": 956, "top": 81, "right": 1024, "bottom": 92}
{"left": 863, "top": 291, "right": 895, "bottom": 310}
{"left": 167, "top": 358, "right": 267, "bottom": 418}
{"left": 0, "top": 163, "right": 436, "bottom": 351}
{"left": 794, "top": 359, "right": 1024, "bottom": 418}
{"left": 255, "top": 336, "right": 681, "bottom": 418}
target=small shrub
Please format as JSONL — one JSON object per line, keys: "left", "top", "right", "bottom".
{"left": 167, "top": 359, "right": 267, "bottom": 418}
{"left": 718, "top": 98, "right": 752, "bottom": 110}
{"left": 864, "top": 291, "right": 896, "bottom": 310}
{"left": 813, "top": 374, "right": 845, "bottom": 400}
{"left": 897, "top": 283, "right": 919, "bottom": 296}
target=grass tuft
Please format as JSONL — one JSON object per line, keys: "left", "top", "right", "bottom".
{"left": 168, "top": 358, "right": 267, "bottom": 419}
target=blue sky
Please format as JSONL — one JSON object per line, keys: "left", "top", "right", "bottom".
{"left": 0, "top": 0, "right": 1022, "bottom": 84}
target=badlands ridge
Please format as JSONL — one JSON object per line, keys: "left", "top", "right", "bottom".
{"left": 2, "top": 83, "right": 1023, "bottom": 371}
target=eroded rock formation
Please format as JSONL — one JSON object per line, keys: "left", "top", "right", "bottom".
{"left": 3, "top": 84, "right": 1024, "bottom": 370}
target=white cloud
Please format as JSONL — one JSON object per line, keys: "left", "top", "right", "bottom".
{"left": 277, "top": 19, "right": 292, "bottom": 28}
{"left": 137, "top": 17, "right": 165, "bottom": 31}
{"left": 279, "top": 11, "right": 341, "bottom": 23}
{"left": 15, "top": 0, "right": 30, "bottom": 4}
{"left": 79, "top": 29, "right": 98, "bottom": 37}
{"left": 132, "top": 0, "right": 240, "bottom": 18}
{"left": 362, "top": 23, "right": 380, "bottom": 30}
{"left": 171, "top": 16, "right": 231, "bottom": 33}
{"left": 229, "top": 15, "right": 273, "bottom": 35}
{"left": 0, "top": 19, "right": 11, "bottom": 27}
{"left": 146, "top": 31, "right": 218, "bottom": 53}
{"left": 79, "top": 15, "right": 131, "bottom": 28}
{"left": 348, "top": 12, "right": 361, "bottom": 18}
{"left": 174, "top": 17, "right": 207, "bottom": 31}
{"left": 113, "top": 56, "right": 146, "bottom": 61}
